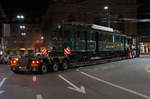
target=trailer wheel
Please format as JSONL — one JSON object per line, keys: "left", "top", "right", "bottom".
{"left": 62, "top": 61, "right": 69, "bottom": 70}
{"left": 13, "top": 71, "right": 20, "bottom": 74}
{"left": 52, "top": 63, "right": 59, "bottom": 72}
{"left": 41, "top": 64, "right": 48, "bottom": 73}
{"left": 13, "top": 71, "right": 24, "bottom": 74}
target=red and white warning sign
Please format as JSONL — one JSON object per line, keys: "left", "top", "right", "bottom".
{"left": 41, "top": 49, "right": 48, "bottom": 55}
{"left": 64, "top": 48, "right": 71, "bottom": 55}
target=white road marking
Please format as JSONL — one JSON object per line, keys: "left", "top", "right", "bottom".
{"left": 145, "top": 65, "right": 150, "bottom": 73}
{"left": 33, "top": 76, "right": 37, "bottom": 82}
{"left": 0, "top": 90, "right": 5, "bottom": 94}
{"left": 36, "top": 94, "right": 43, "bottom": 99}
{"left": 80, "top": 71, "right": 150, "bottom": 99}
{"left": 58, "top": 75, "right": 86, "bottom": 94}
{"left": 0, "top": 78, "right": 7, "bottom": 88}
{"left": 0, "top": 78, "right": 7, "bottom": 95}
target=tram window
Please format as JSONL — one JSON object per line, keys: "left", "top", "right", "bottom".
{"left": 108, "top": 35, "right": 113, "bottom": 42}
{"left": 77, "top": 32, "right": 80, "bottom": 40}
{"left": 82, "top": 31, "right": 87, "bottom": 40}
{"left": 90, "top": 32, "right": 95, "bottom": 41}
{"left": 99, "top": 33, "right": 103, "bottom": 41}
{"left": 103, "top": 33, "right": 106, "bottom": 42}
{"left": 105, "top": 33, "right": 108, "bottom": 42}
{"left": 116, "top": 36, "right": 120, "bottom": 42}
{"left": 121, "top": 37, "right": 124, "bottom": 43}
{"left": 113, "top": 35, "right": 115, "bottom": 43}
{"left": 64, "top": 31, "right": 70, "bottom": 41}
{"left": 59, "top": 31, "right": 63, "bottom": 40}
{"left": 52, "top": 32, "right": 58, "bottom": 40}
{"left": 93, "top": 32, "right": 96, "bottom": 41}
{"left": 90, "top": 32, "right": 93, "bottom": 40}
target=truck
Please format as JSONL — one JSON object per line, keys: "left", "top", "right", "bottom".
{"left": 10, "top": 23, "right": 139, "bottom": 73}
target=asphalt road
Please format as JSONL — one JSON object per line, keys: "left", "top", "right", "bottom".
{"left": 1, "top": 55, "right": 150, "bottom": 99}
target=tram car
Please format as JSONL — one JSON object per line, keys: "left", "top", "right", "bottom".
{"left": 47, "top": 23, "right": 136, "bottom": 58}
{"left": 10, "top": 23, "right": 139, "bottom": 73}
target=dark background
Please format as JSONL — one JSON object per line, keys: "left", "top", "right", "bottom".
{"left": 0, "top": 0, "right": 150, "bottom": 19}
{"left": 0, "top": 0, "right": 49, "bottom": 18}
{"left": 138, "top": 0, "right": 150, "bottom": 18}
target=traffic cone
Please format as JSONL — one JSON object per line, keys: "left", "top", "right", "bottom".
{"left": 129, "top": 52, "right": 132, "bottom": 58}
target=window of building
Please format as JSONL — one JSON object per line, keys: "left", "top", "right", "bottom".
{"left": 68, "top": 15, "right": 76, "bottom": 22}
{"left": 93, "top": 16, "right": 100, "bottom": 25}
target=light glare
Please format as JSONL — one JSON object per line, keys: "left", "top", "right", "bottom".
{"left": 21, "top": 33, "right": 26, "bottom": 36}
{"left": 104, "top": 6, "right": 109, "bottom": 10}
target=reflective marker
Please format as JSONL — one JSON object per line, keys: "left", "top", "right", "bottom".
{"left": 33, "top": 76, "right": 37, "bottom": 82}
{"left": 0, "top": 90, "right": 5, "bottom": 94}
{"left": 0, "top": 78, "right": 7, "bottom": 88}
{"left": 0, "top": 78, "right": 6, "bottom": 95}
{"left": 145, "top": 65, "right": 150, "bottom": 73}
{"left": 36, "top": 94, "right": 42, "bottom": 99}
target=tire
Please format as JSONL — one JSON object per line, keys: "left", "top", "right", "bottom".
{"left": 40, "top": 64, "right": 48, "bottom": 73}
{"left": 13, "top": 71, "right": 20, "bottom": 74}
{"left": 52, "top": 63, "right": 59, "bottom": 72}
{"left": 62, "top": 61, "right": 69, "bottom": 70}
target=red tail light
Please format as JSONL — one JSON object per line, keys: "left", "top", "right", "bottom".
{"left": 32, "top": 61, "right": 35, "bottom": 64}
{"left": 10, "top": 59, "right": 18, "bottom": 66}
{"left": 31, "top": 60, "right": 39, "bottom": 66}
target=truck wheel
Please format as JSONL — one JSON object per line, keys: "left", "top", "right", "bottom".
{"left": 13, "top": 71, "right": 24, "bottom": 74}
{"left": 62, "top": 61, "right": 69, "bottom": 70}
{"left": 52, "top": 63, "right": 59, "bottom": 72}
{"left": 13, "top": 71, "right": 19, "bottom": 74}
{"left": 41, "top": 65, "right": 48, "bottom": 73}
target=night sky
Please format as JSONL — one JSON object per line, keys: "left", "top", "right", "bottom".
{"left": 0, "top": 0, "right": 150, "bottom": 19}
{"left": 138, "top": 0, "right": 150, "bottom": 18}
{"left": 0, "top": 0, "right": 49, "bottom": 18}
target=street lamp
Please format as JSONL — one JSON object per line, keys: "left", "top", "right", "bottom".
{"left": 16, "top": 14, "right": 26, "bottom": 49}
{"left": 20, "top": 15, "right": 24, "bottom": 19}
{"left": 16, "top": 15, "right": 24, "bottom": 20}
{"left": 17, "top": 15, "right": 21, "bottom": 19}
{"left": 104, "top": 6, "right": 109, "bottom": 10}
{"left": 21, "top": 32, "right": 26, "bottom": 36}
{"left": 41, "top": 36, "right": 44, "bottom": 40}
{"left": 104, "top": 6, "right": 111, "bottom": 27}
{"left": 20, "top": 25, "right": 25, "bottom": 29}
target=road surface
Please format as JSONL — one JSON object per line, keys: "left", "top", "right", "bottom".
{"left": 0, "top": 55, "right": 150, "bottom": 99}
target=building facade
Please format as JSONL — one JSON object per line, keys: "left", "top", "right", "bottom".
{"left": 0, "top": 3, "right": 8, "bottom": 54}
{"left": 4, "top": 18, "right": 43, "bottom": 55}
{"left": 5, "top": 24, "right": 42, "bottom": 50}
